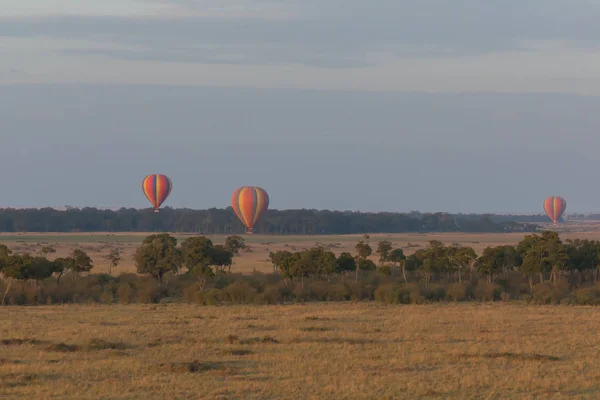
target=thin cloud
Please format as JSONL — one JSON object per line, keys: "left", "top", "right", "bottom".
{"left": 1, "top": 1, "right": 600, "bottom": 67}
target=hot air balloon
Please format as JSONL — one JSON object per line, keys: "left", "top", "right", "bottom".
{"left": 543, "top": 196, "right": 566, "bottom": 224}
{"left": 142, "top": 174, "right": 172, "bottom": 212}
{"left": 231, "top": 186, "right": 269, "bottom": 234}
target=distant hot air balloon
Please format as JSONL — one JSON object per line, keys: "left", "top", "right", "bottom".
{"left": 543, "top": 196, "right": 566, "bottom": 224}
{"left": 231, "top": 186, "right": 269, "bottom": 234}
{"left": 142, "top": 174, "right": 172, "bottom": 212}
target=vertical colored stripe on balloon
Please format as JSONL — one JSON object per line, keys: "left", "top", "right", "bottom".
{"left": 252, "top": 188, "right": 262, "bottom": 226}
{"left": 144, "top": 176, "right": 156, "bottom": 206}
{"left": 238, "top": 187, "right": 248, "bottom": 227}
{"left": 231, "top": 188, "right": 243, "bottom": 223}
{"left": 242, "top": 187, "right": 254, "bottom": 227}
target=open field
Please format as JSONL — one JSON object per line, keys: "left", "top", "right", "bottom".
{"left": 1, "top": 303, "right": 600, "bottom": 399}
{"left": 3, "top": 221, "right": 600, "bottom": 275}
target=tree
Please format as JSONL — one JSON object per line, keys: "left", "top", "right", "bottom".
{"left": 53, "top": 257, "right": 72, "bottom": 284}
{"left": 50, "top": 249, "right": 93, "bottom": 284}
{"left": 181, "top": 236, "right": 215, "bottom": 270}
{"left": 354, "top": 240, "right": 372, "bottom": 281}
{"left": 269, "top": 250, "right": 300, "bottom": 285}
{"left": 180, "top": 237, "right": 233, "bottom": 288}
{"left": 1, "top": 254, "right": 55, "bottom": 305}
{"left": 540, "top": 232, "right": 568, "bottom": 283}
{"left": 212, "top": 245, "right": 234, "bottom": 274}
{"left": 269, "top": 250, "right": 292, "bottom": 274}
{"left": 70, "top": 249, "right": 94, "bottom": 273}
{"left": 358, "top": 259, "right": 377, "bottom": 271}
{"left": 564, "top": 239, "right": 600, "bottom": 284}
{"left": 447, "top": 246, "right": 477, "bottom": 285}
{"left": 298, "top": 246, "right": 336, "bottom": 282}
{"left": 475, "top": 247, "right": 504, "bottom": 283}
{"left": 38, "top": 245, "right": 56, "bottom": 258}
{"left": 419, "top": 240, "right": 449, "bottom": 286}
{"left": 388, "top": 248, "right": 407, "bottom": 282}
{"left": 336, "top": 252, "right": 356, "bottom": 275}
{"left": 516, "top": 231, "right": 567, "bottom": 286}
{"left": 224, "top": 235, "right": 247, "bottom": 256}
{"left": 293, "top": 249, "right": 318, "bottom": 289}
{"left": 376, "top": 241, "right": 393, "bottom": 265}
{"left": 0, "top": 245, "right": 12, "bottom": 270}
{"left": 104, "top": 248, "right": 121, "bottom": 275}
{"left": 134, "top": 234, "right": 182, "bottom": 283}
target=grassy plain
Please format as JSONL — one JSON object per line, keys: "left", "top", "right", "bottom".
{"left": 2, "top": 303, "right": 600, "bottom": 399}
{"left": 3, "top": 224, "right": 600, "bottom": 398}
{"left": 2, "top": 220, "right": 600, "bottom": 275}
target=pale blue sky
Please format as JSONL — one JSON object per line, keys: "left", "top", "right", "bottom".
{"left": 2, "top": 1, "right": 600, "bottom": 213}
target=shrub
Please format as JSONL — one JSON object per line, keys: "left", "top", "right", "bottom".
{"left": 473, "top": 280, "right": 500, "bottom": 301}
{"left": 374, "top": 284, "right": 397, "bottom": 304}
{"left": 204, "top": 289, "right": 227, "bottom": 305}
{"left": 327, "top": 283, "right": 350, "bottom": 301}
{"left": 136, "top": 280, "right": 161, "bottom": 303}
{"left": 573, "top": 287, "right": 600, "bottom": 305}
{"left": 116, "top": 283, "right": 135, "bottom": 304}
{"left": 225, "top": 281, "right": 258, "bottom": 304}
{"left": 99, "top": 290, "right": 114, "bottom": 304}
{"left": 447, "top": 283, "right": 467, "bottom": 301}
{"left": 532, "top": 280, "right": 570, "bottom": 304}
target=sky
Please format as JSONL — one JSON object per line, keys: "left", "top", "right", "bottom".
{"left": 2, "top": 0, "right": 600, "bottom": 213}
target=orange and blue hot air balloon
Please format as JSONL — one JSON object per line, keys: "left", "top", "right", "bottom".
{"left": 543, "top": 196, "right": 566, "bottom": 224}
{"left": 231, "top": 186, "right": 269, "bottom": 234}
{"left": 142, "top": 174, "right": 172, "bottom": 212}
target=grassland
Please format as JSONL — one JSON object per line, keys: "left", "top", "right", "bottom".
{"left": 4, "top": 226, "right": 600, "bottom": 398}
{"left": 1, "top": 303, "right": 599, "bottom": 399}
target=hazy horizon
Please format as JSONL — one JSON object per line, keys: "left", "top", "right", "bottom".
{"left": 3, "top": 2, "right": 600, "bottom": 213}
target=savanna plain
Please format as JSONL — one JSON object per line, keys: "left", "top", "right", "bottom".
{"left": 3, "top": 226, "right": 600, "bottom": 399}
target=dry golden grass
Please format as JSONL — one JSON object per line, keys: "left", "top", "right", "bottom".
{"left": 1, "top": 303, "right": 600, "bottom": 399}
{"left": 3, "top": 221, "right": 600, "bottom": 275}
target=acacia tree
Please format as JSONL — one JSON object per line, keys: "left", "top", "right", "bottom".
{"left": 564, "top": 239, "right": 600, "bottom": 284}
{"left": 418, "top": 240, "right": 448, "bottom": 286}
{"left": 354, "top": 240, "right": 372, "bottom": 281}
{"left": 181, "top": 236, "right": 233, "bottom": 288}
{"left": 1, "top": 254, "right": 55, "bottom": 305}
{"left": 336, "top": 252, "right": 356, "bottom": 279}
{"left": 212, "top": 245, "right": 234, "bottom": 274}
{"left": 388, "top": 248, "right": 407, "bottom": 282}
{"left": 269, "top": 250, "right": 300, "bottom": 285}
{"left": 224, "top": 235, "right": 247, "bottom": 256}
{"left": 448, "top": 246, "right": 477, "bottom": 285}
{"left": 51, "top": 249, "right": 93, "bottom": 284}
{"left": 517, "top": 231, "right": 567, "bottom": 285}
{"left": 134, "top": 234, "right": 182, "bottom": 283}
{"left": 376, "top": 241, "right": 393, "bottom": 266}
{"left": 104, "top": 248, "right": 121, "bottom": 275}
{"left": 70, "top": 249, "right": 94, "bottom": 274}
{"left": 300, "top": 246, "right": 336, "bottom": 282}
{"left": 0, "top": 245, "right": 13, "bottom": 305}
{"left": 38, "top": 245, "right": 56, "bottom": 258}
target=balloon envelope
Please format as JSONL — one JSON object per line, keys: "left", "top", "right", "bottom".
{"left": 142, "top": 174, "right": 172, "bottom": 212}
{"left": 543, "top": 196, "right": 566, "bottom": 224}
{"left": 231, "top": 186, "right": 269, "bottom": 233}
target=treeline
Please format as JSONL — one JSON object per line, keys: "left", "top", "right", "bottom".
{"left": 4, "top": 231, "right": 600, "bottom": 305}
{"left": 0, "top": 207, "right": 540, "bottom": 233}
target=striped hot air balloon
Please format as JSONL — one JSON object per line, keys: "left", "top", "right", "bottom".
{"left": 231, "top": 186, "right": 269, "bottom": 234}
{"left": 142, "top": 174, "right": 172, "bottom": 212}
{"left": 543, "top": 196, "right": 566, "bottom": 224}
